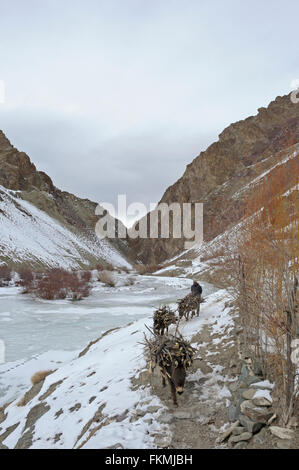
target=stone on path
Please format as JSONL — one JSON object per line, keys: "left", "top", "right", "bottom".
{"left": 269, "top": 426, "right": 295, "bottom": 440}
{"left": 232, "top": 426, "right": 246, "bottom": 436}
{"left": 229, "top": 432, "right": 252, "bottom": 443}
{"left": 218, "top": 420, "right": 240, "bottom": 443}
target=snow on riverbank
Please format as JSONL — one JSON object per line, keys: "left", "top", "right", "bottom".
{"left": 0, "top": 288, "right": 234, "bottom": 449}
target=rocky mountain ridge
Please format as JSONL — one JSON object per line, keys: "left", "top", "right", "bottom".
{"left": 0, "top": 130, "right": 132, "bottom": 269}
{"left": 131, "top": 93, "right": 299, "bottom": 264}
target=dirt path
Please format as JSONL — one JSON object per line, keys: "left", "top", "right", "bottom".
{"left": 133, "top": 295, "right": 238, "bottom": 449}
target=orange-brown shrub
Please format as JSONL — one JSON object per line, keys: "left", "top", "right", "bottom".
{"left": 32, "top": 269, "right": 91, "bottom": 301}
{"left": 31, "top": 369, "right": 54, "bottom": 385}
{"left": 17, "top": 269, "right": 35, "bottom": 293}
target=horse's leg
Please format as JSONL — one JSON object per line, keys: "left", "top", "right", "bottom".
{"left": 169, "top": 379, "right": 178, "bottom": 406}
{"left": 161, "top": 369, "right": 166, "bottom": 387}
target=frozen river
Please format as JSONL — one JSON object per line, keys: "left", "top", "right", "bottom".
{"left": 0, "top": 274, "right": 218, "bottom": 406}
{"left": 0, "top": 274, "right": 217, "bottom": 363}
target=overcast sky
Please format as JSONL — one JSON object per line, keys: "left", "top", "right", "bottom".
{"left": 0, "top": 0, "right": 298, "bottom": 226}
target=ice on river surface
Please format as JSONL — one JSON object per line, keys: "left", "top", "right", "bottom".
{"left": 0, "top": 274, "right": 218, "bottom": 405}
{"left": 0, "top": 275, "right": 217, "bottom": 363}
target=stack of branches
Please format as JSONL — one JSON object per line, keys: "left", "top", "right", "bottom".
{"left": 144, "top": 328, "right": 196, "bottom": 371}
{"left": 178, "top": 293, "right": 203, "bottom": 319}
{"left": 153, "top": 305, "right": 177, "bottom": 335}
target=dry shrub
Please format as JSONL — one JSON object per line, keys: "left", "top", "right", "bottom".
{"left": 31, "top": 369, "right": 54, "bottom": 385}
{"left": 0, "top": 265, "right": 12, "bottom": 287}
{"left": 17, "top": 396, "right": 26, "bottom": 407}
{"left": 32, "top": 269, "right": 91, "bottom": 301}
{"left": 98, "top": 271, "right": 115, "bottom": 287}
{"left": 225, "top": 143, "right": 299, "bottom": 423}
{"left": 17, "top": 269, "right": 35, "bottom": 293}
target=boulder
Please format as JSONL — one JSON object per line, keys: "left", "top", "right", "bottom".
{"left": 240, "top": 401, "right": 273, "bottom": 423}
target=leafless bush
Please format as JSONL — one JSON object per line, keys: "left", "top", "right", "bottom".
{"left": 29, "top": 269, "right": 92, "bottom": 301}
{"left": 31, "top": 369, "right": 54, "bottom": 385}
{"left": 0, "top": 265, "right": 12, "bottom": 287}
{"left": 17, "top": 269, "right": 35, "bottom": 293}
{"left": 222, "top": 155, "right": 299, "bottom": 424}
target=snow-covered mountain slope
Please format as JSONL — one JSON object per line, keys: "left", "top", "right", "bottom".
{"left": 0, "top": 129, "right": 133, "bottom": 269}
{"left": 0, "top": 289, "right": 236, "bottom": 449}
{"left": 0, "top": 185, "right": 130, "bottom": 270}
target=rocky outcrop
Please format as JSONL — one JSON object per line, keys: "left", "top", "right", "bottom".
{"left": 0, "top": 131, "right": 54, "bottom": 193}
{"left": 131, "top": 93, "right": 299, "bottom": 264}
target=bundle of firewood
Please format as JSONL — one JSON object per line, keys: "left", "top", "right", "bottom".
{"left": 144, "top": 330, "right": 196, "bottom": 370}
{"left": 178, "top": 293, "right": 200, "bottom": 314}
{"left": 153, "top": 305, "right": 177, "bottom": 333}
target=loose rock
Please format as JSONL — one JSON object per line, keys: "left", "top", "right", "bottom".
{"left": 269, "top": 426, "right": 295, "bottom": 440}
{"left": 229, "top": 432, "right": 252, "bottom": 443}
{"left": 252, "top": 397, "right": 272, "bottom": 407}
{"left": 239, "top": 414, "right": 263, "bottom": 434}
{"left": 232, "top": 426, "right": 246, "bottom": 436}
{"left": 240, "top": 401, "right": 273, "bottom": 423}
{"left": 233, "top": 441, "right": 248, "bottom": 449}
{"left": 242, "top": 389, "right": 256, "bottom": 400}
{"left": 218, "top": 421, "right": 240, "bottom": 443}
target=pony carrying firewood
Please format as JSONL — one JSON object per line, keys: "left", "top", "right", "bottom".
{"left": 178, "top": 293, "right": 203, "bottom": 321}
{"left": 153, "top": 305, "right": 177, "bottom": 336}
{"left": 144, "top": 330, "right": 196, "bottom": 406}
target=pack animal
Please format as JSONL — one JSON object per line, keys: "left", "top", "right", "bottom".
{"left": 153, "top": 306, "right": 177, "bottom": 336}
{"left": 159, "top": 357, "right": 186, "bottom": 406}
{"left": 178, "top": 293, "right": 200, "bottom": 321}
{"left": 147, "top": 334, "right": 195, "bottom": 406}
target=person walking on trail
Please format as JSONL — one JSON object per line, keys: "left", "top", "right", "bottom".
{"left": 191, "top": 280, "right": 202, "bottom": 316}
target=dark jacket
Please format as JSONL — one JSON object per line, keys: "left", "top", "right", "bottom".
{"left": 191, "top": 282, "right": 202, "bottom": 296}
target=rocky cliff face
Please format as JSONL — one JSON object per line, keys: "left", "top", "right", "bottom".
{"left": 131, "top": 93, "right": 299, "bottom": 264}
{"left": 0, "top": 131, "right": 133, "bottom": 269}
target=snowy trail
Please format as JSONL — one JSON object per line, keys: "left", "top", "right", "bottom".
{"left": 0, "top": 287, "right": 235, "bottom": 449}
